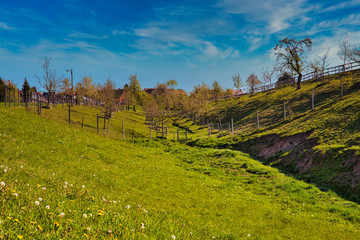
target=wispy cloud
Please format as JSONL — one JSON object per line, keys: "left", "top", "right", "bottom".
{"left": 0, "top": 22, "right": 15, "bottom": 30}
{"left": 322, "top": 0, "right": 360, "bottom": 12}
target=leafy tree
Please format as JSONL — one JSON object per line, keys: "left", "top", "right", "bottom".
{"left": 76, "top": 75, "right": 96, "bottom": 104}
{"left": 246, "top": 73, "right": 262, "bottom": 93}
{"left": 21, "top": 78, "right": 30, "bottom": 103}
{"left": 274, "top": 37, "right": 312, "bottom": 89}
{"left": 232, "top": 73, "right": 243, "bottom": 91}
{"left": 124, "top": 74, "right": 142, "bottom": 108}
{"left": 211, "top": 80, "right": 223, "bottom": 100}
{"left": 35, "top": 56, "right": 63, "bottom": 105}
{"left": 98, "top": 78, "right": 116, "bottom": 117}
{"left": 165, "top": 79, "right": 177, "bottom": 89}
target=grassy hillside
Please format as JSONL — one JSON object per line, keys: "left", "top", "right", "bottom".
{"left": 2, "top": 104, "right": 360, "bottom": 239}
{"left": 189, "top": 71, "right": 360, "bottom": 201}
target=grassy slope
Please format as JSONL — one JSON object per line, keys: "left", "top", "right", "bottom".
{"left": 1, "top": 106, "right": 360, "bottom": 239}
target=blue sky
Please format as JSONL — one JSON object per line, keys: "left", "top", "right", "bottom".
{"left": 1, "top": 0, "right": 360, "bottom": 92}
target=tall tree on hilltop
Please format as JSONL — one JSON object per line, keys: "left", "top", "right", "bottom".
{"left": 211, "top": 80, "right": 223, "bottom": 100}
{"left": 274, "top": 37, "right": 312, "bottom": 89}
{"left": 337, "top": 39, "right": 352, "bottom": 66}
{"left": 22, "top": 78, "right": 30, "bottom": 103}
{"left": 232, "top": 73, "right": 243, "bottom": 91}
{"left": 246, "top": 73, "right": 262, "bottom": 93}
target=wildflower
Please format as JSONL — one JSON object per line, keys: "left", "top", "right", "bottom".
{"left": 42, "top": 187, "right": 46, "bottom": 191}
{"left": 65, "top": 181, "right": 68, "bottom": 185}
{"left": 15, "top": 180, "right": 18, "bottom": 183}
{"left": 141, "top": 223, "right": 145, "bottom": 229}
{"left": 97, "top": 210, "right": 104, "bottom": 216}
{"left": 3, "top": 169, "right": 7, "bottom": 173}
{"left": 54, "top": 222, "right": 60, "bottom": 227}
{"left": 126, "top": 205, "right": 130, "bottom": 209}
{"left": 84, "top": 233, "right": 89, "bottom": 238}
{"left": 34, "top": 201, "right": 40, "bottom": 206}
{"left": 17, "top": 235, "right": 23, "bottom": 239}
{"left": 46, "top": 205, "right": 50, "bottom": 210}
{"left": 20, "top": 165, "right": 23, "bottom": 168}
{"left": 13, "top": 193, "right": 18, "bottom": 197}
{"left": 14, "top": 219, "right": 20, "bottom": 223}
{"left": 63, "top": 185, "right": 67, "bottom": 189}
{"left": 37, "top": 225, "right": 43, "bottom": 231}
{"left": 38, "top": 198, "right": 43, "bottom": 202}
{"left": 247, "top": 234, "right": 251, "bottom": 237}
{"left": 83, "top": 214, "right": 87, "bottom": 218}
{"left": 89, "top": 213, "right": 93, "bottom": 217}
{"left": 172, "top": 235, "right": 176, "bottom": 239}
{"left": 108, "top": 230, "right": 112, "bottom": 234}
{"left": 87, "top": 227, "right": 91, "bottom": 231}
{"left": 59, "top": 213, "right": 65, "bottom": 218}
{"left": 70, "top": 184, "right": 73, "bottom": 187}
{"left": 82, "top": 185, "right": 85, "bottom": 189}
{"left": 143, "top": 208, "right": 148, "bottom": 213}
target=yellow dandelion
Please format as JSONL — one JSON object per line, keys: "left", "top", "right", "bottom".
{"left": 37, "top": 184, "right": 40, "bottom": 187}
{"left": 84, "top": 233, "right": 89, "bottom": 238}
{"left": 37, "top": 225, "right": 43, "bottom": 231}
{"left": 7, "top": 217, "right": 12, "bottom": 220}
{"left": 30, "top": 221, "right": 36, "bottom": 224}
{"left": 14, "top": 219, "right": 20, "bottom": 223}
{"left": 17, "top": 235, "right": 23, "bottom": 239}
{"left": 54, "top": 222, "right": 60, "bottom": 227}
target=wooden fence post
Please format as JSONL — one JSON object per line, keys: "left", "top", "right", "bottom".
{"left": 5, "top": 87, "right": 7, "bottom": 107}
{"left": 97, "top": 114, "right": 99, "bottom": 134}
{"left": 13, "top": 89, "right": 15, "bottom": 107}
{"left": 256, "top": 111, "right": 259, "bottom": 130}
{"left": 312, "top": 88, "right": 314, "bottom": 110}
{"left": 283, "top": 100, "right": 286, "bottom": 120}
{"left": 122, "top": 122, "right": 125, "bottom": 140}
{"left": 68, "top": 104, "right": 71, "bottom": 124}
{"left": 81, "top": 116, "right": 84, "bottom": 128}
{"left": 231, "top": 118, "right": 234, "bottom": 137}
{"left": 166, "top": 128, "right": 168, "bottom": 139}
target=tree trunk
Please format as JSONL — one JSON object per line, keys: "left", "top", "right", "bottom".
{"left": 297, "top": 74, "right": 302, "bottom": 90}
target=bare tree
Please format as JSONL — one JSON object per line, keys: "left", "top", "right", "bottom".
{"left": 310, "top": 48, "right": 331, "bottom": 80}
{"left": 262, "top": 65, "right": 277, "bottom": 88}
{"left": 337, "top": 39, "right": 352, "bottom": 66}
{"left": 246, "top": 73, "right": 262, "bottom": 93}
{"left": 274, "top": 37, "right": 312, "bottom": 89}
{"left": 35, "top": 56, "right": 62, "bottom": 105}
{"left": 350, "top": 46, "right": 360, "bottom": 63}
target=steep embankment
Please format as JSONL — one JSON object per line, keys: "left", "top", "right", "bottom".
{"left": 191, "top": 71, "right": 360, "bottom": 201}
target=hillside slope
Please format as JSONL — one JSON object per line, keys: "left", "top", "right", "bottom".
{"left": 191, "top": 71, "right": 360, "bottom": 201}
{"left": 1, "top": 106, "right": 360, "bottom": 239}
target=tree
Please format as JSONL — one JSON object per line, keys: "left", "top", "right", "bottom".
{"left": 232, "top": 73, "right": 243, "bottom": 91}
{"left": 350, "top": 46, "right": 360, "bottom": 63}
{"left": 310, "top": 48, "right": 331, "bottom": 80}
{"left": 262, "top": 65, "right": 277, "bottom": 87}
{"left": 165, "top": 79, "right": 177, "bottom": 89}
{"left": 211, "top": 80, "right": 223, "bottom": 100}
{"left": 124, "top": 74, "right": 142, "bottom": 108}
{"left": 98, "top": 78, "right": 116, "bottom": 117}
{"left": 35, "top": 56, "right": 62, "bottom": 105}
{"left": 274, "top": 37, "right": 312, "bottom": 89}
{"left": 246, "top": 73, "right": 262, "bottom": 93}
{"left": 21, "top": 78, "right": 30, "bottom": 103}
{"left": 76, "top": 75, "right": 96, "bottom": 104}
{"left": 337, "top": 39, "right": 352, "bottom": 66}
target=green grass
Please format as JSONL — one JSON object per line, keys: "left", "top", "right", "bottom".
{"left": 1, "top": 105, "right": 360, "bottom": 239}
{"left": 185, "top": 71, "right": 360, "bottom": 201}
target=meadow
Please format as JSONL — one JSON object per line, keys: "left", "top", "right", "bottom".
{"left": 1, "top": 105, "right": 360, "bottom": 239}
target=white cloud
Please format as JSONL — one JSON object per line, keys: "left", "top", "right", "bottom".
{"left": 322, "top": 0, "right": 360, "bottom": 12}
{"left": 0, "top": 22, "right": 14, "bottom": 30}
